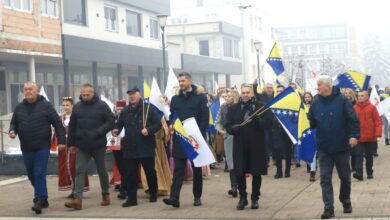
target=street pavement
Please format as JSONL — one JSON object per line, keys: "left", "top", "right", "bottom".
{"left": 1, "top": 141, "right": 390, "bottom": 219}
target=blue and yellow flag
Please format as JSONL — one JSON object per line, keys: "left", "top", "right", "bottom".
{"left": 266, "top": 43, "right": 285, "bottom": 76}
{"left": 335, "top": 70, "right": 371, "bottom": 91}
{"left": 264, "top": 87, "right": 316, "bottom": 163}
{"left": 296, "top": 103, "right": 317, "bottom": 163}
{"left": 265, "top": 87, "right": 300, "bottom": 141}
{"left": 173, "top": 114, "right": 199, "bottom": 160}
{"left": 143, "top": 80, "right": 151, "bottom": 101}
{"left": 208, "top": 98, "right": 221, "bottom": 133}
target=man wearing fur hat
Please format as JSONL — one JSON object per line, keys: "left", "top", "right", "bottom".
{"left": 163, "top": 72, "right": 209, "bottom": 208}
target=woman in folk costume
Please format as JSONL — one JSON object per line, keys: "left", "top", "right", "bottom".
{"left": 216, "top": 89, "right": 239, "bottom": 197}
{"left": 141, "top": 116, "right": 172, "bottom": 196}
{"left": 58, "top": 97, "right": 89, "bottom": 198}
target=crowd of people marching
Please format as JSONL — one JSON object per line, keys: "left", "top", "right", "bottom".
{"left": 8, "top": 72, "right": 390, "bottom": 219}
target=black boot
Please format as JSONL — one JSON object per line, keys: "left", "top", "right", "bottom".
{"left": 163, "top": 198, "right": 180, "bottom": 208}
{"left": 122, "top": 200, "right": 137, "bottom": 207}
{"left": 342, "top": 200, "right": 352, "bottom": 213}
{"left": 149, "top": 193, "right": 157, "bottom": 203}
{"left": 228, "top": 186, "right": 238, "bottom": 198}
{"left": 274, "top": 172, "right": 283, "bottom": 179}
{"left": 32, "top": 198, "right": 43, "bottom": 214}
{"left": 284, "top": 168, "right": 291, "bottom": 178}
{"left": 353, "top": 172, "right": 363, "bottom": 181}
{"left": 251, "top": 194, "right": 259, "bottom": 209}
{"left": 386, "top": 138, "right": 389, "bottom": 146}
{"left": 321, "top": 209, "right": 335, "bottom": 219}
{"left": 117, "top": 186, "right": 126, "bottom": 200}
{"left": 236, "top": 198, "right": 248, "bottom": 210}
{"left": 274, "top": 162, "right": 283, "bottom": 179}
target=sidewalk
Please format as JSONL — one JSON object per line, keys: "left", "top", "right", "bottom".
{"left": 1, "top": 142, "right": 390, "bottom": 219}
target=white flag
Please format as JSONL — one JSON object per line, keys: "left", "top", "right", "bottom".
{"left": 39, "top": 86, "right": 49, "bottom": 101}
{"left": 165, "top": 68, "right": 179, "bottom": 101}
{"left": 214, "top": 81, "right": 219, "bottom": 93}
{"left": 100, "top": 94, "right": 115, "bottom": 112}
{"left": 370, "top": 86, "right": 384, "bottom": 116}
{"left": 182, "top": 117, "right": 216, "bottom": 167}
{"left": 150, "top": 77, "right": 170, "bottom": 119}
{"left": 381, "top": 98, "right": 390, "bottom": 122}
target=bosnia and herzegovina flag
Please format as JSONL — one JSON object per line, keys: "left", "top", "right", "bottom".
{"left": 335, "top": 70, "right": 371, "bottom": 91}
{"left": 142, "top": 79, "right": 151, "bottom": 102}
{"left": 207, "top": 98, "right": 221, "bottom": 133}
{"left": 264, "top": 87, "right": 316, "bottom": 163}
{"left": 173, "top": 115, "right": 199, "bottom": 160}
{"left": 266, "top": 42, "right": 285, "bottom": 76}
{"left": 297, "top": 102, "right": 317, "bottom": 163}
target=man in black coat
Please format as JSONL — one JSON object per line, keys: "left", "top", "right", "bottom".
{"left": 163, "top": 72, "right": 209, "bottom": 208}
{"left": 65, "top": 84, "right": 115, "bottom": 210}
{"left": 226, "top": 83, "right": 273, "bottom": 210}
{"left": 113, "top": 87, "right": 162, "bottom": 207}
{"left": 9, "top": 81, "right": 66, "bottom": 214}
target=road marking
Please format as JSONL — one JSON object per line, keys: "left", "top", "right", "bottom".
{"left": 0, "top": 176, "right": 28, "bottom": 187}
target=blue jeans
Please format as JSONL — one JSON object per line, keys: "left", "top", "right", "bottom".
{"left": 22, "top": 147, "right": 50, "bottom": 201}
{"left": 318, "top": 150, "right": 351, "bottom": 210}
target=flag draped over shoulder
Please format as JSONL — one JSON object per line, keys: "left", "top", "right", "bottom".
{"left": 266, "top": 43, "right": 285, "bottom": 76}
{"left": 335, "top": 70, "right": 371, "bottom": 91}
{"left": 264, "top": 87, "right": 316, "bottom": 163}
{"left": 173, "top": 114, "right": 216, "bottom": 167}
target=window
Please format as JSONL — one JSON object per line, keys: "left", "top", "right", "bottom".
{"left": 233, "top": 40, "right": 239, "bottom": 58}
{"left": 223, "top": 38, "right": 240, "bottom": 58}
{"left": 64, "top": 0, "right": 86, "bottom": 25}
{"left": 4, "top": 0, "right": 31, "bottom": 11}
{"left": 126, "top": 10, "right": 142, "bottom": 37}
{"left": 199, "top": 40, "right": 209, "bottom": 56}
{"left": 41, "top": 0, "right": 57, "bottom": 17}
{"left": 150, "top": 18, "right": 159, "bottom": 40}
{"left": 223, "top": 38, "right": 233, "bottom": 57}
{"left": 104, "top": 5, "right": 117, "bottom": 32}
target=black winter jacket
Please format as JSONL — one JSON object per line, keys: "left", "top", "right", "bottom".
{"left": 168, "top": 85, "right": 209, "bottom": 159}
{"left": 9, "top": 95, "right": 66, "bottom": 152}
{"left": 114, "top": 101, "right": 162, "bottom": 159}
{"left": 67, "top": 94, "right": 115, "bottom": 151}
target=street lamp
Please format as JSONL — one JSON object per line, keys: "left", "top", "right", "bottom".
{"left": 157, "top": 15, "right": 168, "bottom": 91}
{"left": 253, "top": 41, "right": 262, "bottom": 84}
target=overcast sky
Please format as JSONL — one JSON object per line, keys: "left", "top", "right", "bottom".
{"left": 256, "top": 0, "right": 389, "bottom": 31}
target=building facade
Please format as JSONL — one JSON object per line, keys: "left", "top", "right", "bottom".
{"left": 0, "top": 0, "right": 62, "bottom": 114}
{"left": 166, "top": 21, "right": 242, "bottom": 89}
{"left": 169, "top": 0, "right": 273, "bottom": 86}
{"left": 273, "top": 24, "right": 364, "bottom": 84}
{"left": 0, "top": 0, "right": 171, "bottom": 114}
